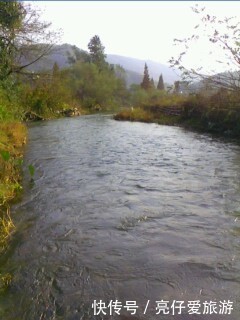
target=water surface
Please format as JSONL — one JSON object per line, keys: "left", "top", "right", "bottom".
{"left": 1, "top": 115, "right": 240, "bottom": 319}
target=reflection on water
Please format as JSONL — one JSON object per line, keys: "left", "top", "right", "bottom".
{"left": 1, "top": 115, "right": 240, "bottom": 319}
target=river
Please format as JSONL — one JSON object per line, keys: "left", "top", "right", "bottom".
{"left": 0, "top": 114, "right": 240, "bottom": 320}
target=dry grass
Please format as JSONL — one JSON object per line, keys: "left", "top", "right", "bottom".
{"left": 0, "top": 121, "right": 26, "bottom": 251}
{"left": 114, "top": 107, "right": 154, "bottom": 122}
{"left": 0, "top": 272, "right": 12, "bottom": 292}
{"left": 115, "top": 93, "right": 240, "bottom": 137}
{"left": 114, "top": 107, "right": 181, "bottom": 126}
{"left": 0, "top": 121, "right": 26, "bottom": 290}
{"left": 0, "top": 206, "right": 14, "bottom": 249}
{"left": 0, "top": 122, "right": 27, "bottom": 151}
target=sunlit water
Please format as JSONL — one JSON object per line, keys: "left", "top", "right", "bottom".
{"left": 1, "top": 115, "right": 240, "bottom": 320}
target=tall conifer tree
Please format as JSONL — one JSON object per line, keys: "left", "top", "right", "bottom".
{"left": 141, "top": 63, "right": 151, "bottom": 90}
{"left": 88, "top": 35, "right": 106, "bottom": 70}
{"left": 157, "top": 74, "right": 164, "bottom": 90}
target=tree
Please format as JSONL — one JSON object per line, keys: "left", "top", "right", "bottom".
{"left": 170, "top": 5, "right": 240, "bottom": 91}
{"left": 68, "top": 45, "right": 90, "bottom": 65}
{"left": 150, "top": 77, "right": 155, "bottom": 88}
{"left": 129, "top": 84, "right": 149, "bottom": 106}
{"left": 157, "top": 74, "right": 165, "bottom": 90}
{"left": 141, "top": 63, "right": 152, "bottom": 90}
{"left": 173, "top": 81, "right": 180, "bottom": 94}
{"left": 0, "top": 1, "right": 23, "bottom": 81}
{"left": 88, "top": 35, "right": 106, "bottom": 70}
{"left": 0, "top": 1, "right": 58, "bottom": 81}
{"left": 62, "top": 61, "right": 127, "bottom": 110}
{"left": 52, "top": 62, "right": 60, "bottom": 79}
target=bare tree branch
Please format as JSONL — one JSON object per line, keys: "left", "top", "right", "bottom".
{"left": 170, "top": 5, "right": 240, "bottom": 92}
{"left": 0, "top": 1, "right": 60, "bottom": 81}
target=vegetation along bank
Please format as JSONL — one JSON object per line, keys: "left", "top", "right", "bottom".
{"left": 114, "top": 90, "right": 240, "bottom": 138}
{"left": 1, "top": 0, "right": 240, "bottom": 291}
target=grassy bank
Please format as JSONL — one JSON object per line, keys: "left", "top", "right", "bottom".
{"left": 0, "top": 121, "right": 27, "bottom": 289}
{"left": 114, "top": 107, "right": 182, "bottom": 126}
{"left": 114, "top": 94, "right": 240, "bottom": 138}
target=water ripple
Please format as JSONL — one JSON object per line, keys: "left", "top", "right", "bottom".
{"left": 2, "top": 115, "right": 240, "bottom": 319}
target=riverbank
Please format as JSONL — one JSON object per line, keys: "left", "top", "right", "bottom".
{"left": 114, "top": 101, "right": 240, "bottom": 138}
{"left": 0, "top": 121, "right": 27, "bottom": 289}
{"left": 114, "top": 107, "right": 182, "bottom": 126}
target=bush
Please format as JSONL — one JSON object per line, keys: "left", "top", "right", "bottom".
{"left": 0, "top": 121, "right": 26, "bottom": 252}
{"left": 114, "top": 107, "right": 153, "bottom": 122}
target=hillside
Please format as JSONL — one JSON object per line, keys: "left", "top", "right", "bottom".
{"left": 106, "top": 54, "right": 179, "bottom": 84}
{"left": 26, "top": 43, "right": 179, "bottom": 86}
{"left": 25, "top": 44, "right": 74, "bottom": 72}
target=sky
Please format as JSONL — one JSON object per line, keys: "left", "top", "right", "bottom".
{"left": 32, "top": 1, "right": 240, "bottom": 72}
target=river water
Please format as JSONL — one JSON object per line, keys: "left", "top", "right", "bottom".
{"left": 1, "top": 115, "right": 240, "bottom": 320}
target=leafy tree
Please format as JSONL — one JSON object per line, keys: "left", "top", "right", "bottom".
{"left": 141, "top": 63, "right": 152, "bottom": 90}
{"left": 157, "top": 74, "right": 165, "bottom": 90}
{"left": 0, "top": 1, "right": 58, "bottom": 82}
{"left": 62, "top": 61, "right": 127, "bottom": 110}
{"left": 52, "top": 62, "right": 60, "bottom": 79}
{"left": 88, "top": 35, "right": 106, "bottom": 70}
{"left": 50, "top": 62, "right": 70, "bottom": 110}
{"left": 112, "top": 65, "right": 129, "bottom": 104}
{"left": 170, "top": 5, "right": 240, "bottom": 91}
{"left": 113, "top": 64, "right": 125, "bottom": 80}
{"left": 129, "top": 84, "right": 148, "bottom": 106}
{"left": 25, "top": 70, "right": 72, "bottom": 116}
{"left": 0, "top": 1, "right": 23, "bottom": 81}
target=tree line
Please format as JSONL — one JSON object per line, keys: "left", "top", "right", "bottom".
{"left": 140, "top": 63, "right": 164, "bottom": 91}
{"left": 0, "top": 1, "right": 170, "bottom": 120}
{"left": 4, "top": 1, "right": 240, "bottom": 123}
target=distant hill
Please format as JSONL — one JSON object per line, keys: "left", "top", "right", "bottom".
{"left": 26, "top": 44, "right": 179, "bottom": 86}
{"left": 106, "top": 54, "right": 179, "bottom": 84}
{"left": 25, "top": 44, "right": 75, "bottom": 72}
{"left": 121, "top": 69, "right": 143, "bottom": 87}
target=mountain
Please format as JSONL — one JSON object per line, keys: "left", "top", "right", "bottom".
{"left": 26, "top": 44, "right": 179, "bottom": 86}
{"left": 25, "top": 44, "right": 75, "bottom": 72}
{"left": 106, "top": 54, "right": 179, "bottom": 84}
{"left": 123, "top": 69, "right": 143, "bottom": 87}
